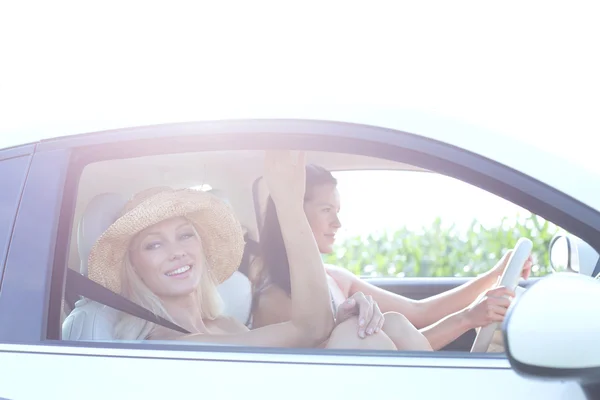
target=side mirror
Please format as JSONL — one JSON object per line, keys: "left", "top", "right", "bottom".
{"left": 503, "top": 273, "right": 600, "bottom": 397}
{"left": 549, "top": 233, "right": 600, "bottom": 277}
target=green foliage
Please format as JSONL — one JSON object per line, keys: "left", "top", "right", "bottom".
{"left": 323, "top": 213, "right": 558, "bottom": 278}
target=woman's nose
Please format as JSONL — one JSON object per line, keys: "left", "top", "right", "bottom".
{"left": 332, "top": 215, "right": 342, "bottom": 228}
{"left": 169, "top": 252, "right": 185, "bottom": 261}
{"left": 168, "top": 243, "right": 187, "bottom": 260}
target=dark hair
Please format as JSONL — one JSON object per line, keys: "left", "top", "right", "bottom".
{"left": 255, "top": 164, "right": 337, "bottom": 298}
{"left": 237, "top": 233, "right": 258, "bottom": 278}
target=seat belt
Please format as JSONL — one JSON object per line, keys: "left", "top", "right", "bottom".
{"left": 66, "top": 268, "right": 190, "bottom": 334}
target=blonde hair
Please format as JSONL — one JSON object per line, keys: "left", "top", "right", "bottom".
{"left": 113, "top": 221, "right": 223, "bottom": 340}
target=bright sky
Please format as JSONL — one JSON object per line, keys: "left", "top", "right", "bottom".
{"left": 1, "top": 1, "right": 598, "bottom": 233}
{"left": 333, "top": 170, "right": 534, "bottom": 239}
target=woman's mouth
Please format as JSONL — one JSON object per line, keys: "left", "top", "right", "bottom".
{"left": 165, "top": 264, "right": 192, "bottom": 277}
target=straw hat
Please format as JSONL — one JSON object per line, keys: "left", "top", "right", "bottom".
{"left": 87, "top": 187, "right": 245, "bottom": 294}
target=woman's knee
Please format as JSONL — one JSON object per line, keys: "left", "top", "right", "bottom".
{"left": 381, "top": 312, "right": 414, "bottom": 332}
{"left": 381, "top": 312, "right": 433, "bottom": 351}
{"left": 326, "top": 316, "right": 397, "bottom": 351}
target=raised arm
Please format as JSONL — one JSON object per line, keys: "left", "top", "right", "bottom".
{"left": 263, "top": 151, "right": 336, "bottom": 343}
{"left": 180, "top": 151, "right": 334, "bottom": 347}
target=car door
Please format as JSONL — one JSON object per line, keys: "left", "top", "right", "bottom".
{"left": 0, "top": 144, "right": 33, "bottom": 290}
{"left": 0, "top": 119, "right": 594, "bottom": 399}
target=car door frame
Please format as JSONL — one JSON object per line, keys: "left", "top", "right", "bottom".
{"left": 2, "top": 119, "right": 599, "bottom": 376}
{"left": 0, "top": 143, "right": 34, "bottom": 294}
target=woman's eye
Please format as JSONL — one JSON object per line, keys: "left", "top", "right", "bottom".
{"left": 144, "top": 242, "right": 161, "bottom": 250}
{"left": 180, "top": 232, "right": 195, "bottom": 240}
{"left": 322, "top": 208, "right": 331, "bottom": 213}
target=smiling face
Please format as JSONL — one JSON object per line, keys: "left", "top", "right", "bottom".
{"left": 128, "top": 216, "right": 204, "bottom": 299}
{"left": 304, "top": 183, "right": 341, "bottom": 254}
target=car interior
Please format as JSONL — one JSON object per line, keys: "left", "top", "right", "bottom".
{"left": 59, "top": 148, "right": 543, "bottom": 351}
{"left": 61, "top": 151, "right": 430, "bottom": 341}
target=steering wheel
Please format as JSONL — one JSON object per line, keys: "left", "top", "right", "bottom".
{"left": 470, "top": 237, "right": 533, "bottom": 353}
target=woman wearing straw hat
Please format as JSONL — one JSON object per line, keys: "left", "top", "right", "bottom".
{"left": 87, "top": 151, "right": 420, "bottom": 349}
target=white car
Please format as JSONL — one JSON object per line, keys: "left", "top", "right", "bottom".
{"left": 0, "top": 113, "right": 599, "bottom": 399}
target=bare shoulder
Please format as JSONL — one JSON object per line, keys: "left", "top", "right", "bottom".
{"left": 324, "top": 264, "right": 357, "bottom": 292}
{"left": 252, "top": 285, "right": 292, "bottom": 328}
{"left": 325, "top": 263, "right": 356, "bottom": 278}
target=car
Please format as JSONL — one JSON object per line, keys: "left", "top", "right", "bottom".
{"left": 0, "top": 113, "right": 599, "bottom": 399}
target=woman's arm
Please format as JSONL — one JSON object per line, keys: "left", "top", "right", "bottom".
{"left": 420, "top": 286, "right": 514, "bottom": 350}
{"left": 327, "top": 252, "right": 529, "bottom": 330}
{"left": 181, "top": 151, "right": 334, "bottom": 347}
{"left": 327, "top": 265, "right": 427, "bottom": 327}
{"left": 266, "top": 151, "right": 335, "bottom": 343}
{"left": 406, "top": 272, "right": 499, "bottom": 328}
{"left": 178, "top": 320, "right": 328, "bottom": 347}
{"left": 413, "top": 253, "right": 531, "bottom": 329}
{"left": 327, "top": 267, "right": 503, "bottom": 350}
{"left": 418, "top": 311, "right": 471, "bottom": 350}
{"left": 330, "top": 266, "right": 496, "bottom": 329}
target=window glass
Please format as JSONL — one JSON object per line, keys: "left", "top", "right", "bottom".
{"left": 324, "top": 170, "right": 557, "bottom": 278}
{"left": 60, "top": 150, "right": 569, "bottom": 355}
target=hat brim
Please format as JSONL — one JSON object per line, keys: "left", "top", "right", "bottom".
{"left": 87, "top": 189, "right": 245, "bottom": 294}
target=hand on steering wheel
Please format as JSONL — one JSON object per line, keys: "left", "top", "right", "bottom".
{"left": 490, "top": 250, "right": 533, "bottom": 282}
{"left": 471, "top": 238, "right": 533, "bottom": 352}
{"left": 465, "top": 286, "right": 515, "bottom": 329}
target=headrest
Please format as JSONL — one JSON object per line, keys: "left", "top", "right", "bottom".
{"left": 77, "top": 192, "right": 128, "bottom": 276}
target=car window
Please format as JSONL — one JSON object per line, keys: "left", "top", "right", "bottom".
{"left": 61, "top": 150, "right": 258, "bottom": 339}
{"left": 0, "top": 155, "right": 30, "bottom": 287}
{"left": 323, "top": 169, "right": 557, "bottom": 278}
{"left": 54, "top": 141, "right": 585, "bottom": 357}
